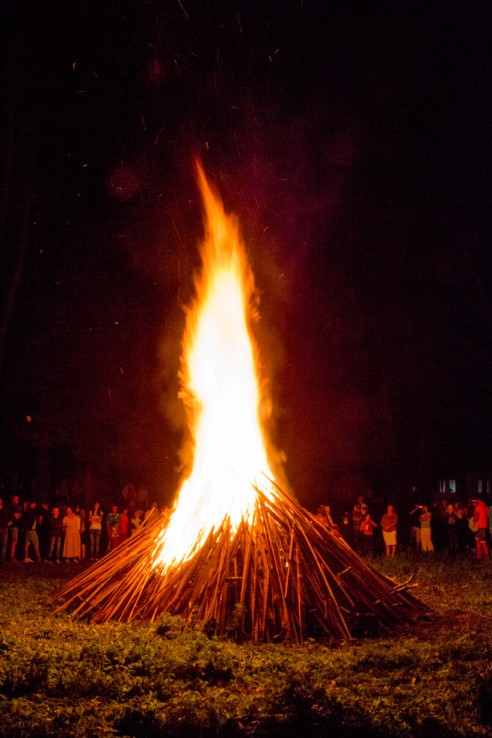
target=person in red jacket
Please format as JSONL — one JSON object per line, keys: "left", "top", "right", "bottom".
{"left": 120, "top": 508, "right": 129, "bottom": 541}
{"left": 472, "top": 499, "right": 489, "bottom": 559}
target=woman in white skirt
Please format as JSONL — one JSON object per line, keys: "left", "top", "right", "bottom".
{"left": 62, "top": 507, "right": 81, "bottom": 562}
{"left": 381, "top": 505, "right": 398, "bottom": 558}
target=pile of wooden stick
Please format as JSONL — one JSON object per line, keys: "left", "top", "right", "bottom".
{"left": 53, "top": 483, "right": 429, "bottom": 641}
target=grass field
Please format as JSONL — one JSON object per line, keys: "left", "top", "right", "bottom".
{"left": 0, "top": 554, "right": 491, "bottom": 737}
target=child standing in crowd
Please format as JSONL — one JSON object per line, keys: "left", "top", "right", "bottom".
{"left": 359, "top": 511, "right": 377, "bottom": 556}
{"left": 315, "top": 505, "right": 333, "bottom": 529}
{"left": 106, "top": 505, "right": 122, "bottom": 551}
{"left": 130, "top": 509, "right": 144, "bottom": 535}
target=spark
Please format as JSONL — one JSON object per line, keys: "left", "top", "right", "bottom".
{"left": 176, "top": 0, "right": 189, "bottom": 19}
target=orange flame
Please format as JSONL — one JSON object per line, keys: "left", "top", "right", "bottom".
{"left": 154, "top": 163, "right": 278, "bottom": 569}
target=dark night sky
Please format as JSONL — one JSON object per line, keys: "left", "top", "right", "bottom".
{"left": 0, "top": 0, "right": 490, "bottom": 507}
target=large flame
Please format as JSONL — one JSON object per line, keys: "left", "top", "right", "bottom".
{"left": 154, "top": 163, "right": 278, "bottom": 569}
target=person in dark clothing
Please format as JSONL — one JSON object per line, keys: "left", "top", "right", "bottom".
{"left": 340, "top": 512, "right": 354, "bottom": 547}
{"left": 409, "top": 504, "right": 422, "bottom": 552}
{"left": 8, "top": 495, "right": 23, "bottom": 561}
{"left": 352, "top": 503, "right": 363, "bottom": 552}
{"left": 0, "top": 498, "right": 11, "bottom": 564}
{"left": 47, "top": 507, "right": 63, "bottom": 563}
{"left": 23, "top": 502, "right": 42, "bottom": 562}
{"left": 38, "top": 502, "right": 51, "bottom": 560}
{"left": 444, "top": 503, "right": 459, "bottom": 553}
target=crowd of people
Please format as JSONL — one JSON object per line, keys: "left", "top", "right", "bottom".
{"left": 1, "top": 483, "right": 492, "bottom": 567}
{"left": 0, "top": 490, "right": 165, "bottom": 565}
{"left": 314, "top": 495, "right": 492, "bottom": 559}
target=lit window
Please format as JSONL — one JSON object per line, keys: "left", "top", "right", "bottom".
{"left": 439, "top": 480, "right": 446, "bottom": 494}
{"left": 449, "top": 479, "right": 456, "bottom": 494}
{"left": 478, "top": 480, "right": 483, "bottom": 496}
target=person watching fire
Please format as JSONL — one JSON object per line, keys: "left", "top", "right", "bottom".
{"left": 419, "top": 505, "right": 434, "bottom": 553}
{"left": 381, "top": 505, "right": 398, "bottom": 558}
{"left": 106, "top": 505, "right": 122, "bottom": 551}
{"left": 472, "top": 499, "right": 489, "bottom": 559}
{"left": 315, "top": 505, "right": 333, "bottom": 529}
{"left": 23, "top": 501, "right": 42, "bottom": 563}
{"left": 359, "top": 511, "right": 377, "bottom": 557}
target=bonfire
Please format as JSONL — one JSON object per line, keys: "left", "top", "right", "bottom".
{"left": 54, "top": 163, "right": 428, "bottom": 641}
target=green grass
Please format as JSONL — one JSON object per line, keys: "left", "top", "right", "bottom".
{"left": 0, "top": 555, "right": 491, "bottom": 736}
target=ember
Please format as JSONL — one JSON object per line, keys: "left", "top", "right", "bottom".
{"left": 54, "top": 164, "right": 428, "bottom": 641}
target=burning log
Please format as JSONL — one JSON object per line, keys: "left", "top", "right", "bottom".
{"left": 53, "top": 479, "right": 428, "bottom": 641}
{"left": 53, "top": 162, "right": 429, "bottom": 640}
